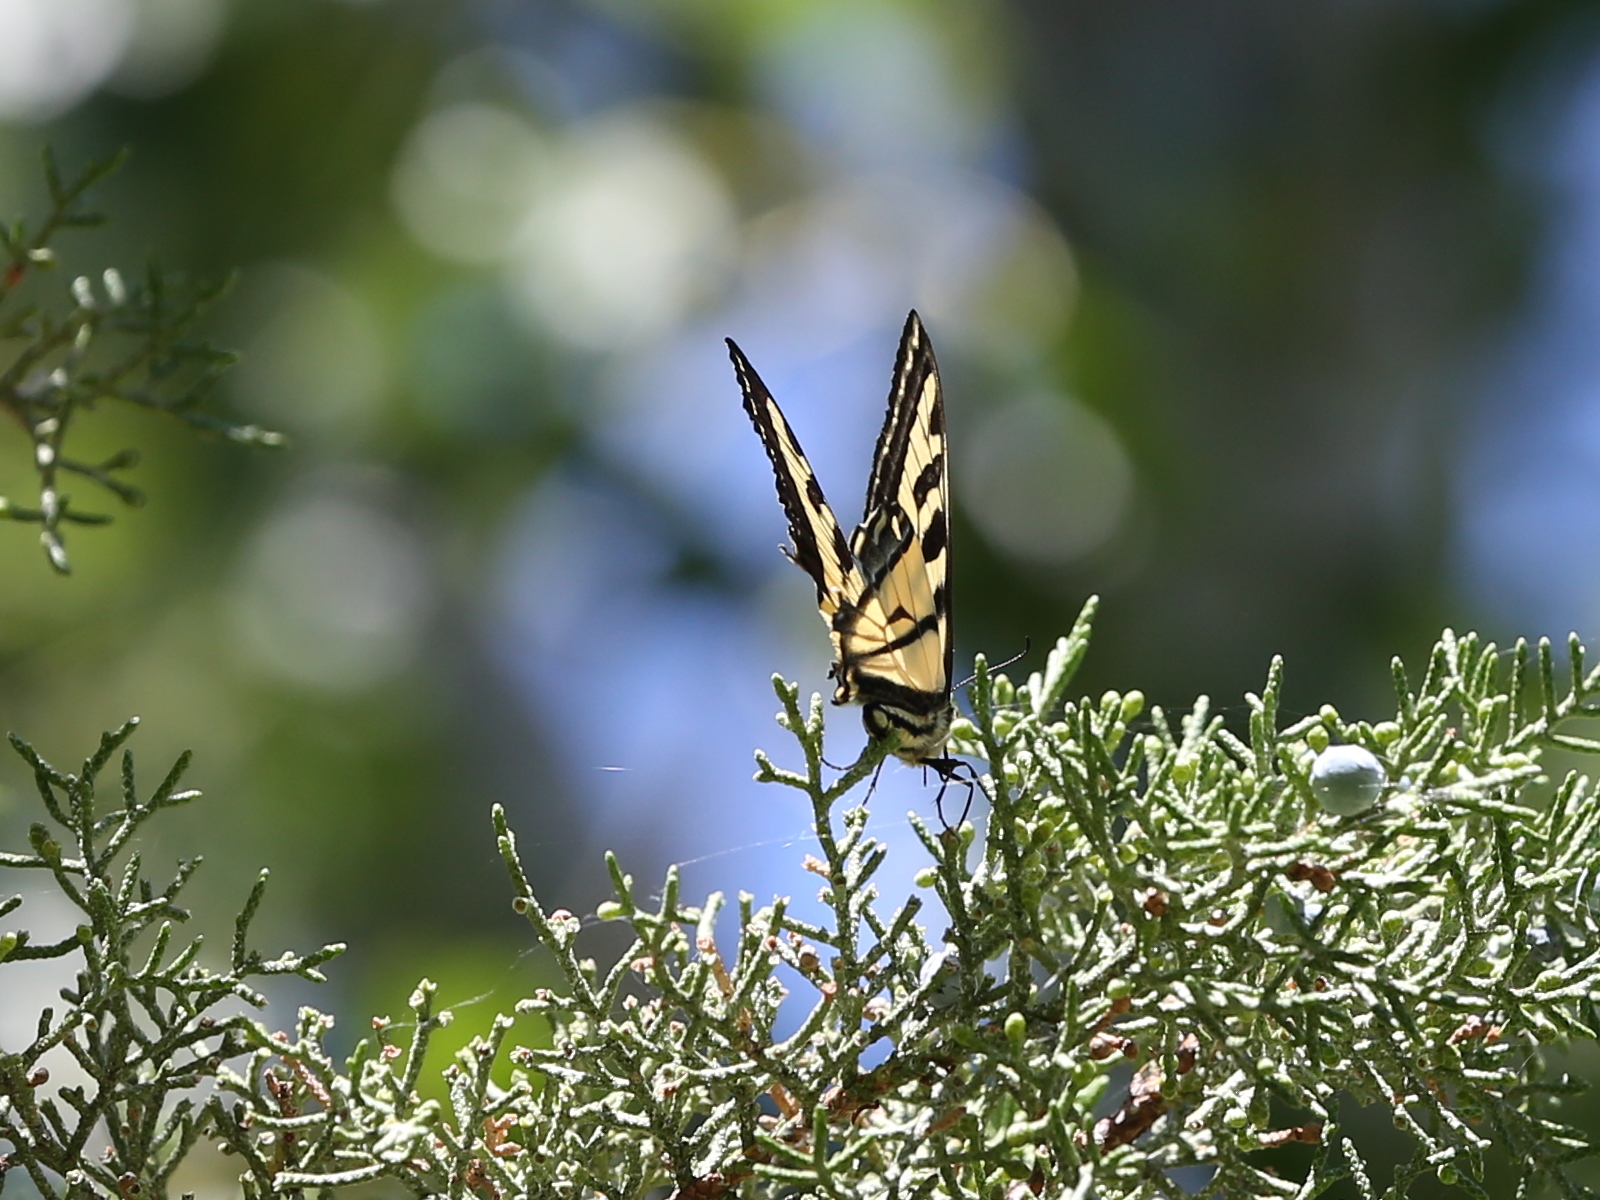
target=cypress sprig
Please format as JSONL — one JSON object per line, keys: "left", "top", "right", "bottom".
{"left": 8, "top": 601, "right": 1600, "bottom": 1198}
{"left": 0, "top": 723, "right": 343, "bottom": 1200}
{"left": 466, "top": 597, "right": 1600, "bottom": 1198}
{"left": 0, "top": 148, "right": 282, "bottom": 574}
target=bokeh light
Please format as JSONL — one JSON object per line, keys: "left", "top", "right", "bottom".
{"left": 232, "top": 473, "right": 433, "bottom": 693}
{"left": 391, "top": 102, "right": 548, "bottom": 266}
{"left": 0, "top": 0, "right": 133, "bottom": 122}
{"left": 505, "top": 108, "right": 736, "bottom": 350}
{"left": 964, "top": 392, "right": 1133, "bottom": 565}
{"left": 226, "top": 263, "right": 386, "bottom": 441}
{"left": 6, "top": 0, "right": 1600, "bottom": 1177}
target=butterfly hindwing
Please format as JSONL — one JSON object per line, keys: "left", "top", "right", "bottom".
{"left": 730, "top": 311, "right": 954, "bottom": 765}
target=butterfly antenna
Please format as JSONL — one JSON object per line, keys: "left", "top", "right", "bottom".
{"left": 956, "top": 636, "right": 1032, "bottom": 690}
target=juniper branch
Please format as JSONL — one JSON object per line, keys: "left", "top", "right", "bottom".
{"left": 0, "top": 148, "right": 282, "bottom": 574}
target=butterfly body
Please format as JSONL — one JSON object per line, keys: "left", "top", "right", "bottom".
{"left": 729, "top": 311, "right": 955, "bottom": 768}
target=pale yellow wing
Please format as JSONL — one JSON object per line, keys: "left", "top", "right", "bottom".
{"left": 841, "top": 311, "right": 951, "bottom": 702}
{"left": 727, "top": 338, "right": 859, "bottom": 618}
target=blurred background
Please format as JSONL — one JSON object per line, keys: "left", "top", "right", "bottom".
{"left": 4, "top": 0, "right": 1600, "bottom": 1190}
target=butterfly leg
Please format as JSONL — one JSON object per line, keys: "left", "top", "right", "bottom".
{"left": 861, "top": 755, "right": 888, "bottom": 807}
{"left": 926, "top": 758, "right": 978, "bottom": 831}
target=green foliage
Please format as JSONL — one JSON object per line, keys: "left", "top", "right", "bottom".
{"left": 7, "top": 600, "right": 1600, "bottom": 1199}
{"left": 0, "top": 148, "right": 282, "bottom": 574}
{"left": 0, "top": 719, "right": 342, "bottom": 1199}
{"left": 452, "top": 598, "right": 1600, "bottom": 1199}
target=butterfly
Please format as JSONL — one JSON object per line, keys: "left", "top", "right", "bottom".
{"left": 728, "top": 311, "right": 968, "bottom": 800}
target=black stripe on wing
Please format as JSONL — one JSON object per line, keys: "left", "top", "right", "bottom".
{"left": 864, "top": 311, "right": 943, "bottom": 518}
{"left": 727, "top": 338, "right": 856, "bottom": 610}
{"left": 857, "top": 611, "right": 942, "bottom": 658}
{"left": 860, "top": 310, "right": 953, "bottom": 698}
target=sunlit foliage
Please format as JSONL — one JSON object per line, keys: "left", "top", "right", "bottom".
{"left": 7, "top": 602, "right": 1600, "bottom": 1198}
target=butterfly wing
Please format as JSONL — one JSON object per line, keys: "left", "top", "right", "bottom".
{"left": 730, "top": 314, "right": 954, "bottom": 764}
{"left": 838, "top": 312, "right": 952, "bottom": 729}
{"left": 727, "top": 338, "right": 858, "bottom": 620}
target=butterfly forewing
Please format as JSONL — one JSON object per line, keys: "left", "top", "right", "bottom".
{"left": 847, "top": 314, "right": 951, "bottom": 705}
{"left": 726, "top": 339, "right": 858, "bottom": 618}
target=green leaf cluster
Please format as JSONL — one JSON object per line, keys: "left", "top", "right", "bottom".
{"left": 458, "top": 598, "right": 1600, "bottom": 1199}
{"left": 0, "top": 720, "right": 341, "bottom": 1198}
{"left": 7, "top": 599, "right": 1600, "bottom": 1199}
{"left": 0, "top": 149, "right": 281, "bottom": 573}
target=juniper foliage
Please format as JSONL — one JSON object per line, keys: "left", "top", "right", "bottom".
{"left": 5, "top": 600, "right": 1600, "bottom": 1199}
{"left": 0, "top": 148, "right": 281, "bottom": 573}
